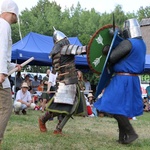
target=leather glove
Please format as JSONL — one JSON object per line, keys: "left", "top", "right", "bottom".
{"left": 102, "top": 45, "right": 110, "bottom": 56}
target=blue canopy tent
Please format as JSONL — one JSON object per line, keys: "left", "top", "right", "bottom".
{"left": 12, "top": 32, "right": 88, "bottom": 69}
{"left": 11, "top": 32, "right": 150, "bottom": 72}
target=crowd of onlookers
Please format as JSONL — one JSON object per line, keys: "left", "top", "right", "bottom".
{"left": 10, "top": 71, "right": 42, "bottom": 95}
{"left": 9, "top": 70, "right": 98, "bottom": 117}
{"left": 9, "top": 71, "right": 43, "bottom": 115}
{"left": 143, "top": 83, "right": 150, "bottom": 112}
{"left": 143, "top": 97, "right": 150, "bottom": 112}
{"left": 10, "top": 70, "right": 150, "bottom": 116}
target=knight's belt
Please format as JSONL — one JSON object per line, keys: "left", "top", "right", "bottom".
{"left": 116, "top": 72, "right": 138, "bottom": 76}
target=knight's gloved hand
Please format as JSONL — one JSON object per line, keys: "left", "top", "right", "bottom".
{"left": 102, "top": 45, "right": 110, "bottom": 55}
{"left": 109, "top": 27, "right": 122, "bottom": 37}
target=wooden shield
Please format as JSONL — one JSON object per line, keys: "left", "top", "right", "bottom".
{"left": 87, "top": 24, "right": 114, "bottom": 74}
{"left": 95, "top": 29, "right": 123, "bottom": 98}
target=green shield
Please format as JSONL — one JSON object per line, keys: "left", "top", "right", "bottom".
{"left": 87, "top": 24, "right": 113, "bottom": 74}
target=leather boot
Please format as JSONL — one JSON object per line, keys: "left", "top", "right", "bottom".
{"left": 38, "top": 111, "right": 53, "bottom": 132}
{"left": 53, "top": 120, "right": 62, "bottom": 134}
{"left": 114, "top": 115, "right": 127, "bottom": 143}
{"left": 38, "top": 117, "right": 47, "bottom": 132}
{"left": 117, "top": 123, "right": 127, "bottom": 143}
{"left": 53, "top": 129, "right": 62, "bottom": 135}
{"left": 122, "top": 122, "right": 138, "bottom": 144}
{"left": 114, "top": 114, "right": 138, "bottom": 144}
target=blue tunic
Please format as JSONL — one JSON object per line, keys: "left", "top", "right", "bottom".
{"left": 94, "top": 38, "right": 146, "bottom": 118}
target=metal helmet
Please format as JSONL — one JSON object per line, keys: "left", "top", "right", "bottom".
{"left": 123, "top": 18, "right": 142, "bottom": 38}
{"left": 53, "top": 27, "right": 67, "bottom": 43}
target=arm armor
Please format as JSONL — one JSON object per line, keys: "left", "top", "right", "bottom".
{"left": 109, "top": 40, "right": 132, "bottom": 64}
{"left": 61, "top": 45, "right": 87, "bottom": 55}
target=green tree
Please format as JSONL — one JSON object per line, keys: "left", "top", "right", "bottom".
{"left": 137, "top": 6, "right": 150, "bottom": 20}
{"left": 12, "top": 0, "right": 62, "bottom": 43}
{"left": 78, "top": 8, "right": 101, "bottom": 45}
{"left": 109, "top": 5, "right": 127, "bottom": 28}
{"left": 60, "top": 2, "right": 83, "bottom": 36}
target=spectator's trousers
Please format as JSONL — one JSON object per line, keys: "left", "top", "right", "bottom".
{"left": 0, "top": 85, "right": 12, "bottom": 141}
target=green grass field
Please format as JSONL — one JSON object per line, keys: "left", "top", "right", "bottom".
{"left": 1, "top": 110, "right": 150, "bottom": 150}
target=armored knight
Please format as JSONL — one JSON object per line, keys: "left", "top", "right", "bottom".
{"left": 38, "top": 28, "right": 87, "bottom": 134}
{"left": 94, "top": 18, "right": 146, "bottom": 144}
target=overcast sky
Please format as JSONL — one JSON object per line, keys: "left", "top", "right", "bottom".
{"left": 0, "top": 0, "right": 149, "bottom": 14}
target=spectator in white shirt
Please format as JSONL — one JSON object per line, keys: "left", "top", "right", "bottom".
{"left": 14, "top": 82, "right": 32, "bottom": 115}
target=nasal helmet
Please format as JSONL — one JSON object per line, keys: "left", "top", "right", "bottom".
{"left": 123, "top": 18, "right": 142, "bottom": 38}
{"left": 53, "top": 27, "right": 67, "bottom": 43}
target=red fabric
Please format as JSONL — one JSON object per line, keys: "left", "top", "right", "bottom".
{"left": 87, "top": 106, "right": 92, "bottom": 115}
{"left": 35, "top": 106, "right": 40, "bottom": 110}
{"left": 33, "top": 96, "right": 38, "bottom": 102}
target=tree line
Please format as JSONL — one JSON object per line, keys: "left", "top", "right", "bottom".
{"left": 12, "top": 0, "right": 150, "bottom": 45}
